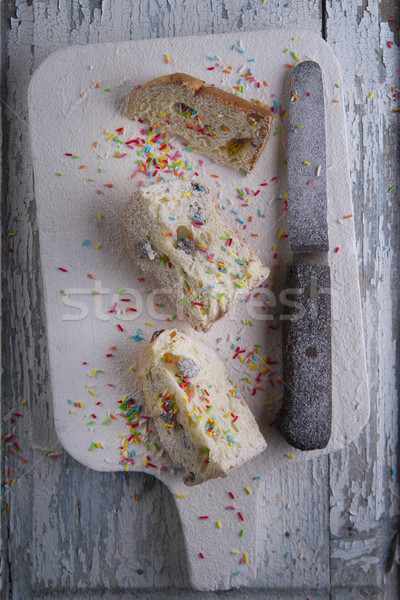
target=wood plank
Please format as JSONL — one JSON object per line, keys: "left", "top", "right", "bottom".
{"left": 30, "top": 590, "right": 330, "bottom": 600}
{"left": 0, "top": 0, "right": 4, "bottom": 596}
{"left": 325, "top": 0, "right": 400, "bottom": 597}
{"left": 255, "top": 457, "right": 330, "bottom": 590}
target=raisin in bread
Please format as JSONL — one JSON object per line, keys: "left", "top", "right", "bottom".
{"left": 123, "top": 72, "right": 274, "bottom": 173}
{"left": 138, "top": 329, "right": 267, "bottom": 486}
{"left": 125, "top": 180, "right": 270, "bottom": 332}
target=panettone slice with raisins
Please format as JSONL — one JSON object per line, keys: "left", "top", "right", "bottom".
{"left": 138, "top": 329, "right": 267, "bottom": 486}
{"left": 123, "top": 72, "right": 274, "bottom": 173}
{"left": 124, "top": 180, "right": 269, "bottom": 332}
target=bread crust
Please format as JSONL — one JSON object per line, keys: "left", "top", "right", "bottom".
{"left": 137, "top": 72, "right": 273, "bottom": 118}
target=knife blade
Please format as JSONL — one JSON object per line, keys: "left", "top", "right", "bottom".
{"left": 275, "top": 61, "right": 332, "bottom": 451}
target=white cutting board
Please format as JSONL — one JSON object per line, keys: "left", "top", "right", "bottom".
{"left": 28, "top": 30, "right": 369, "bottom": 591}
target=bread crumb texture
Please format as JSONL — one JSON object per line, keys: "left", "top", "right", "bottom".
{"left": 124, "top": 72, "right": 274, "bottom": 172}
{"left": 125, "top": 180, "right": 270, "bottom": 331}
{"left": 138, "top": 329, "right": 267, "bottom": 486}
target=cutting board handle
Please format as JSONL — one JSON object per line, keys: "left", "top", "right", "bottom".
{"left": 170, "top": 468, "right": 262, "bottom": 590}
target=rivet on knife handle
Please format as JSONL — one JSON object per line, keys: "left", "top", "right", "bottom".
{"left": 275, "top": 60, "right": 332, "bottom": 450}
{"left": 275, "top": 264, "right": 332, "bottom": 450}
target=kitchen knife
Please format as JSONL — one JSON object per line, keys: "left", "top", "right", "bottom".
{"left": 275, "top": 61, "right": 332, "bottom": 451}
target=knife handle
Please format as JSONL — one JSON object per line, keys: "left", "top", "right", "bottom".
{"left": 275, "top": 263, "right": 332, "bottom": 450}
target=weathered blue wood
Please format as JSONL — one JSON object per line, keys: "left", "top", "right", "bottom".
{"left": 325, "top": 2, "right": 399, "bottom": 597}
{"left": 1, "top": 0, "right": 398, "bottom": 598}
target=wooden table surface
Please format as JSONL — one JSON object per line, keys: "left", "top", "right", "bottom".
{"left": 1, "top": 1, "right": 399, "bottom": 598}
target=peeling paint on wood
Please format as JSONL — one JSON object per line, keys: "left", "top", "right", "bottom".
{"left": 325, "top": 2, "right": 399, "bottom": 597}
{"left": 1, "top": 0, "right": 398, "bottom": 598}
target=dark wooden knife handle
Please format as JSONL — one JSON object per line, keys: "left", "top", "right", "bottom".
{"left": 275, "top": 263, "right": 332, "bottom": 450}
